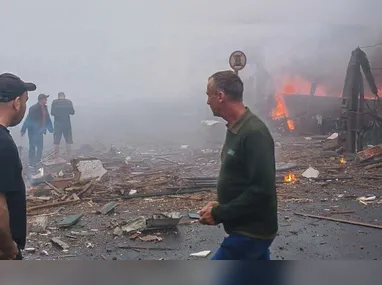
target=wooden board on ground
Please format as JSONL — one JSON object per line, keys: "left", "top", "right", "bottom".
{"left": 57, "top": 214, "right": 84, "bottom": 228}
{"left": 97, "top": 201, "right": 119, "bottom": 215}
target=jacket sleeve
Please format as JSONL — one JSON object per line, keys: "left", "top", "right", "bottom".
{"left": 211, "top": 130, "right": 276, "bottom": 223}
{"left": 21, "top": 110, "right": 31, "bottom": 134}
{"left": 51, "top": 101, "right": 57, "bottom": 117}
{"left": 69, "top": 100, "right": 75, "bottom": 115}
{"left": 46, "top": 107, "right": 54, "bottom": 133}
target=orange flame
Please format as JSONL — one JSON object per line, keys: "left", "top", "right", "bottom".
{"left": 340, "top": 157, "right": 346, "bottom": 164}
{"left": 272, "top": 76, "right": 327, "bottom": 131}
{"left": 284, "top": 172, "right": 296, "bottom": 183}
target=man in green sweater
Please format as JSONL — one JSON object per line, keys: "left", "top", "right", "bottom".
{"left": 199, "top": 70, "right": 278, "bottom": 260}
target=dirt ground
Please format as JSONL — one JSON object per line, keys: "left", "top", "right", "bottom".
{"left": 24, "top": 135, "right": 382, "bottom": 260}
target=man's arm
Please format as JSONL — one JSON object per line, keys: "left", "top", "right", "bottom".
{"left": 68, "top": 100, "right": 75, "bottom": 115}
{"left": 0, "top": 194, "right": 18, "bottom": 259}
{"left": 46, "top": 110, "right": 54, "bottom": 133}
{"left": 20, "top": 111, "right": 30, "bottom": 135}
{"left": 211, "top": 131, "right": 275, "bottom": 224}
{"left": 50, "top": 101, "right": 57, "bottom": 117}
{"left": 0, "top": 149, "right": 18, "bottom": 259}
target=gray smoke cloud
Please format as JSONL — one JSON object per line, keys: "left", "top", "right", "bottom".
{"left": 0, "top": 0, "right": 381, "bottom": 146}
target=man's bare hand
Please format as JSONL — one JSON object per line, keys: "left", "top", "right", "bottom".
{"left": 0, "top": 241, "right": 18, "bottom": 260}
{"left": 199, "top": 206, "right": 217, "bottom": 226}
{"left": 198, "top": 201, "right": 219, "bottom": 217}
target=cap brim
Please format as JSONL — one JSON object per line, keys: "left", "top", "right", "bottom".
{"left": 24, "top": 82, "right": 37, "bottom": 92}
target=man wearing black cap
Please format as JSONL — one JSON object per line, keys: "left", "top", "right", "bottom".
{"left": 0, "top": 73, "right": 36, "bottom": 260}
{"left": 21, "top": 93, "right": 53, "bottom": 168}
{"left": 51, "top": 92, "right": 75, "bottom": 159}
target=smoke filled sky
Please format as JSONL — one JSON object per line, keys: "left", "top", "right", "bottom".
{"left": 1, "top": 0, "right": 381, "bottom": 100}
{"left": 1, "top": 0, "right": 382, "bottom": 145}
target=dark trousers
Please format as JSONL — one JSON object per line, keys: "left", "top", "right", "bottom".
{"left": 28, "top": 132, "right": 44, "bottom": 167}
{"left": 211, "top": 234, "right": 273, "bottom": 260}
{"left": 211, "top": 234, "right": 278, "bottom": 285}
{"left": 16, "top": 246, "right": 23, "bottom": 260}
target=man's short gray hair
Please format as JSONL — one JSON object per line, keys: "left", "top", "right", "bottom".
{"left": 209, "top": 70, "right": 244, "bottom": 101}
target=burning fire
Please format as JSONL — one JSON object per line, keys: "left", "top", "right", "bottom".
{"left": 340, "top": 157, "right": 346, "bottom": 164}
{"left": 284, "top": 172, "right": 296, "bottom": 183}
{"left": 272, "top": 76, "right": 327, "bottom": 131}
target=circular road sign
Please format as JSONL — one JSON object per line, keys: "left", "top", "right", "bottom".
{"left": 229, "top": 50, "right": 247, "bottom": 71}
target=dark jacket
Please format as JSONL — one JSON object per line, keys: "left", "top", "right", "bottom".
{"left": 211, "top": 108, "right": 278, "bottom": 239}
{"left": 21, "top": 103, "right": 53, "bottom": 135}
{"left": 51, "top": 99, "right": 75, "bottom": 126}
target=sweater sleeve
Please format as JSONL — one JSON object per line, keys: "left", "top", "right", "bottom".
{"left": 211, "top": 130, "right": 275, "bottom": 223}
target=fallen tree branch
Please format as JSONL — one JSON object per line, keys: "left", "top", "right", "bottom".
{"left": 294, "top": 212, "right": 382, "bottom": 230}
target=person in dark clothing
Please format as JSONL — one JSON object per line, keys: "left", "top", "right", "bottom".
{"left": 199, "top": 70, "right": 278, "bottom": 261}
{"left": 51, "top": 92, "right": 75, "bottom": 158}
{"left": 21, "top": 93, "right": 53, "bottom": 168}
{"left": 0, "top": 73, "right": 36, "bottom": 260}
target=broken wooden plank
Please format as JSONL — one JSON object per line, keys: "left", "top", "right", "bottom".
{"left": 309, "top": 176, "right": 353, "bottom": 182}
{"left": 72, "top": 193, "right": 80, "bottom": 201}
{"left": 117, "top": 244, "right": 175, "bottom": 251}
{"left": 97, "top": 201, "right": 119, "bottom": 215}
{"left": 294, "top": 212, "right": 382, "bottom": 230}
{"left": 77, "top": 179, "right": 96, "bottom": 197}
{"left": 328, "top": 210, "right": 355, "bottom": 215}
{"left": 57, "top": 214, "right": 84, "bottom": 228}
{"left": 357, "top": 144, "right": 382, "bottom": 163}
{"left": 45, "top": 181, "right": 64, "bottom": 195}
{"left": 121, "top": 188, "right": 213, "bottom": 199}
{"left": 27, "top": 200, "right": 80, "bottom": 212}
{"left": 364, "top": 162, "right": 382, "bottom": 170}
{"left": 51, "top": 237, "right": 69, "bottom": 250}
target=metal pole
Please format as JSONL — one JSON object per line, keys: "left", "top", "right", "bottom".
{"left": 357, "top": 74, "right": 365, "bottom": 151}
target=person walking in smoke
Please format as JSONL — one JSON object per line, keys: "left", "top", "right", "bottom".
{"left": 21, "top": 93, "right": 53, "bottom": 168}
{"left": 51, "top": 92, "right": 75, "bottom": 159}
{"left": 0, "top": 73, "right": 37, "bottom": 260}
{"left": 199, "top": 70, "right": 278, "bottom": 261}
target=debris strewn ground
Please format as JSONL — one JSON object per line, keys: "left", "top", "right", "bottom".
{"left": 23, "top": 137, "right": 382, "bottom": 260}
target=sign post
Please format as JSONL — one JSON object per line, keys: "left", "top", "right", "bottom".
{"left": 229, "top": 50, "right": 247, "bottom": 76}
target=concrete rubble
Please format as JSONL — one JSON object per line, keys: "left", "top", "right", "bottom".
{"left": 22, "top": 138, "right": 382, "bottom": 260}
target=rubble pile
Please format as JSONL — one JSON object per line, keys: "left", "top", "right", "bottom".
{"left": 21, "top": 137, "right": 382, "bottom": 260}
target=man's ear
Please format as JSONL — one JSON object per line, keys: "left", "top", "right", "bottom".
{"left": 12, "top": 97, "right": 21, "bottom": 112}
{"left": 217, "top": 91, "right": 225, "bottom": 103}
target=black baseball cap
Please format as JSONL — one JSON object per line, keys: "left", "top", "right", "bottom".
{"left": 38, "top": 93, "right": 50, "bottom": 101}
{"left": 0, "top": 73, "right": 36, "bottom": 103}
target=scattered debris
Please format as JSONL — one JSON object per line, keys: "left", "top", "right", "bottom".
{"left": 294, "top": 212, "right": 382, "bottom": 230}
{"left": 25, "top": 248, "right": 36, "bottom": 253}
{"left": 97, "top": 201, "right": 119, "bottom": 215}
{"left": 190, "top": 250, "right": 211, "bottom": 258}
{"left": 51, "top": 237, "right": 70, "bottom": 250}
{"left": 327, "top": 133, "right": 339, "bottom": 140}
{"left": 139, "top": 235, "right": 163, "bottom": 242}
{"left": 146, "top": 212, "right": 182, "bottom": 229}
{"left": 302, "top": 167, "right": 320, "bottom": 179}
{"left": 57, "top": 214, "right": 84, "bottom": 228}
{"left": 29, "top": 216, "right": 49, "bottom": 233}
{"left": 118, "top": 244, "right": 175, "bottom": 251}
{"left": 119, "top": 216, "right": 146, "bottom": 235}
{"left": 71, "top": 158, "right": 107, "bottom": 182}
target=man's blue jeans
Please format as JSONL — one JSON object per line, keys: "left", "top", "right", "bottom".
{"left": 211, "top": 234, "right": 273, "bottom": 260}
